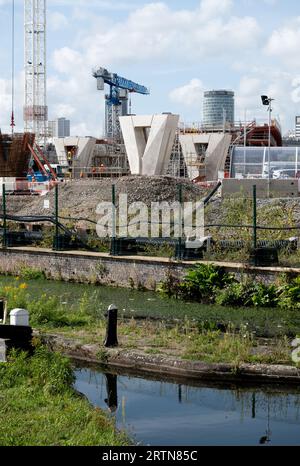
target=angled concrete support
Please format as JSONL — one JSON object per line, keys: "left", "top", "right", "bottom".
{"left": 180, "top": 133, "right": 232, "bottom": 181}
{"left": 53, "top": 137, "right": 96, "bottom": 168}
{"left": 120, "top": 114, "right": 179, "bottom": 176}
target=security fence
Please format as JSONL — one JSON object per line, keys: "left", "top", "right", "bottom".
{"left": 1, "top": 182, "right": 300, "bottom": 266}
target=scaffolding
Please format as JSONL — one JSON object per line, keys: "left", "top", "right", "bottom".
{"left": 0, "top": 132, "right": 35, "bottom": 178}
{"left": 167, "top": 130, "right": 188, "bottom": 178}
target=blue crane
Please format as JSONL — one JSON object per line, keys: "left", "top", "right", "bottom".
{"left": 93, "top": 67, "right": 150, "bottom": 141}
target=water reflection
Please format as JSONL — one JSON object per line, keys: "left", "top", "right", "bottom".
{"left": 104, "top": 373, "right": 118, "bottom": 413}
{"left": 74, "top": 366, "right": 300, "bottom": 446}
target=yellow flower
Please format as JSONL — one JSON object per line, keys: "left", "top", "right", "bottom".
{"left": 19, "top": 283, "right": 28, "bottom": 290}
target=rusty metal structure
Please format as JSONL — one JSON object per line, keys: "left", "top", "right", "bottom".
{"left": 0, "top": 132, "right": 34, "bottom": 177}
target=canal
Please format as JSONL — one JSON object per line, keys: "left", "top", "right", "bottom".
{"left": 1, "top": 276, "right": 300, "bottom": 337}
{"left": 74, "top": 365, "right": 300, "bottom": 446}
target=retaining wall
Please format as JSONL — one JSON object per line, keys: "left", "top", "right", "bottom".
{"left": 0, "top": 247, "right": 299, "bottom": 289}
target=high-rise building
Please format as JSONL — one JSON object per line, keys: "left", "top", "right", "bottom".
{"left": 49, "top": 118, "right": 71, "bottom": 138}
{"left": 295, "top": 116, "right": 300, "bottom": 139}
{"left": 203, "top": 90, "right": 235, "bottom": 128}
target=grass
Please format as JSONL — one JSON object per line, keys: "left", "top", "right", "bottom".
{"left": 0, "top": 347, "right": 129, "bottom": 446}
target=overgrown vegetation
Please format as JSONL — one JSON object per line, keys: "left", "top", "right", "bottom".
{"left": 0, "top": 282, "right": 91, "bottom": 328}
{"left": 159, "top": 263, "right": 300, "bottom": 313}
{"left": 0, "top": 347, "right": 129, "bottom": 446}
{"left": 204, "top": 197, "right": 300, "bottom": 266}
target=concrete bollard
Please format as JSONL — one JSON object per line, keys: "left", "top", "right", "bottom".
{"left": 104, "top": 304, "right": 118, "bottom": 348}
{"left": 10, "top": 309, "right": 29, "bottom": 327}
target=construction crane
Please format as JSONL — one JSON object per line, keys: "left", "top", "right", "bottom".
{"left": 24, "top": 0, "right": 48, "bottom": 148}
{"left": 93, "top": 67, "right": 150, "bottom": 142}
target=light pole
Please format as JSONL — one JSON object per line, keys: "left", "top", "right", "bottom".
{"left": 261, "top": 95, "right": 274, "bottom": 197}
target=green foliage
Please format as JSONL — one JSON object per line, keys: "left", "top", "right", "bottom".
{"left": 0, "top": 348, "right": 129, "bottom": 446}
{"left": 278, "top": 276, "right": 300, "bottom": 310}
{"left": 19, "top": 266, "right": 46, "bottom": 280}
{"left": 143, "top": 243, "right": 174, "bottom": 259}
{"left": 157, "top": 269, "right": 181, "bottom": 298}
{"left": 216, "top": 282, "right": 280, "bottom": 308}
{"left": 183, "top": 325, "right": 254, "bottom": 365}
{"left": 0, "top": 282, "right": 89, "bottom": 328}
{"left": 178, "top": 264, "right": 235, "bottom": 302}
{"left": 215, "top": 282, "right": 253, "bottom": 307}
{"left": 0, "top": 347, "right": 74, "bottom": 393}
{"left": 250, "top": 283, "right": 280, "bottom": 308}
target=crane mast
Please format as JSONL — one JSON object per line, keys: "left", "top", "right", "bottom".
{"left": 93, "top": 67, "right": 150, "bottom": 142}
{"left": 24, "top": 0, "right": 47, "bottom": 148}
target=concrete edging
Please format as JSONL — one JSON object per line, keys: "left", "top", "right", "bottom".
{"left": 41, "top": 333, "right": 300, "bottom": 386}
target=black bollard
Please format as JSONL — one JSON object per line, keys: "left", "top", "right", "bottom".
{"left": 104, "top": 304, "right": 118, "bottom": 348}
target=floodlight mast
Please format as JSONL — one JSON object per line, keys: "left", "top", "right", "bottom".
{"left": 261, "top": 95, "right": 274, "bottom": 197}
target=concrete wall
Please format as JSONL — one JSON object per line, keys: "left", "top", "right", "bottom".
{"left": 179, "top": 133, "right": 232, "bottom": 181}
{"left": 222, "top": 179, "right": 300, "bottom": 198}
{"left": 120, "top": 114, "right": 179, "bottom": 176}
{"left": 0, "top": 248, "right": 298, "bottom": 291}
{"left": 54, "top": 137, "right": 96, "bottom": 168}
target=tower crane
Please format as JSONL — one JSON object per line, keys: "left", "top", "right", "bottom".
{"left": 93, "top": 67, "right": 150, "bottom": 142}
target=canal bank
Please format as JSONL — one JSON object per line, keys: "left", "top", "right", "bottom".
{"left": 40, "top": 332, "right": 300, "bottom": 386}
{"left": 0, "top": 247, "right": 300, "bottom": 290}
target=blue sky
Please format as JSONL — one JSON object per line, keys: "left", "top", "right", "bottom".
{"left": 0, "top": 0, "right": 300, "bottom": 136}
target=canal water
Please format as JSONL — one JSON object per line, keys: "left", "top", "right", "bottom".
{"left": 74, "top": 366, "right": 300, "bottom": 446}
{"left": 2, "top": 276, "right": 300, "bottom": 337}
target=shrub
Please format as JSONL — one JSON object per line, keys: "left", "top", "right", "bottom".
{"left": 157, "top": 270, "right": 181, "bottom": 298}
{"left": 215, "top": 282, "right": 253, "bottom": 307}
{"left": 216, "top": 281, "right": 280, "bottom": 308}
{"left": 250, "top": 283, "right": 280, "bottom": 308}
{"left": 278, "top": 276, "right": 300, "bottom": 310}
{"left": 18, "top": 267, "right": 46, "bottom": 280}
{"left": 179, "top": 264, "right": 235, "bottom": 302}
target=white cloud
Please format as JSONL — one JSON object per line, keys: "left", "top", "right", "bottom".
{"left": 49, "top": 12, "right": 69, "bottom": 31}
{"left": 199, "top": 0, "right": 233, "bottom": 20}
{"left": 45, "top": 1, "right": 261, "bottom": 135}
{"left": 265, "top": 17, "right": 300, "bottom": 64}
{"left": 51, "top": 103, "right": 75, "bottom": 119}
{"left": 291, "top": 77, "right": 300, "bottom": 103}
{"left": 169, "top": 79, "right": 205, "bottom": 107}
{"left": 77, "top": 2, "right": 261, "bottom": 67}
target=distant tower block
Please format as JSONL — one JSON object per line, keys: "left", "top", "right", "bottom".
{"left": 119, "top": 114, "right": 179, "bottom": 176}
{"left": 24, "top": 0, "right": 48, "bottom": 147}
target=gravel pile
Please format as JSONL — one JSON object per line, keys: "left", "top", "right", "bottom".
{"left": 3, "top": 176, "right": 210, "bottom": 224}
{"left": 3, "top": 177, "right": 299, "bottom": 232}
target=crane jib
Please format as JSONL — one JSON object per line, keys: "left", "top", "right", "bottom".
{"left": 94, "top": 71, "right": 149, "bottom": 95}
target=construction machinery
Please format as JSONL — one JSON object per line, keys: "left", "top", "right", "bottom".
{"left": 93, "top": 67, "right": 150, "bottom": 142}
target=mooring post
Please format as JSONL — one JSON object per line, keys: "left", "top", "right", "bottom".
{"left": 104, "top": 304, "right": 118, "bottom": 348}
{"left": 253, "top": 184, "right": 257, "bottom": 250}
{"left": 2, "top": 184, "right": 7, "bottom": 249}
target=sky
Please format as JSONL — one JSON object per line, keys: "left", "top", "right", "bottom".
{"left": 0, "top": 0, "right": 300, "bottom": 137}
